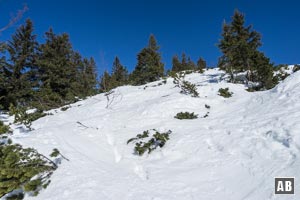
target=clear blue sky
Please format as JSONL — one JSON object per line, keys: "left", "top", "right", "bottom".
{"left": 1, "top": 0, "right": 299, "bottom": 74}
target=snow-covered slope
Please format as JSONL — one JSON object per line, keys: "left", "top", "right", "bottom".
{"left": 8, "top": 69, "right": 300, "bottom": 200}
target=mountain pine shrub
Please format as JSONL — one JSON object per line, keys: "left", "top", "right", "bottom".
{"left": 174, "top": 112, "right": 198, "bottom": 120}
{"left": 172, "top": 72, "right": 199, "bottom": 97}
{"left": 218, "top": 88, "right": 233, "bottom": 98}
{"left": 293, "top": 64, "right": 300, "bottom": 73}
{"left": 127, "top": 130, "right": 172, "bottom": 156}
{"left": 0, "top": 142, "right": 57, "bottom": 199}
{"left": 0, "top": 121, "right": 11, "bottom": 135}
{"left": 9, "top": 105, "right": 46, "bottom": 130}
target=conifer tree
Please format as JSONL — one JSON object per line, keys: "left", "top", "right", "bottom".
{"left": 218, "top": 10, "right": 274, "bottom": 89}
{"left": 99, "top": 70, "right": 112, "bottom": 93}
{"left": 171, "top": 55, "right": 181, "bottom": 72}
{"left": 0, "top": 42, "right": 9, "bottom": 109}
{"left": 181, "top": 53, "right": 188, "bottom": 70}
{"left": 187, "top": 56, "right": 197, "bottom": 70}
{"left": 251, "top": 51, "right": 274, "bottom": 89}
{"left": 130, "top": 34, "right": 164, "bottom": 85}
{"left": 68, "top": 52, "right": 97, "bottom": 98}
{"left": 37, "top": 28, "right": 77, "bottom": 108}
{"left": 6, "top": 19, "right": 39, "bottom": 107}
{"left": 111, "top": 56, "right": 128, "bottom": 87}
{"left": 171, "top": 53, "right": 196, "bottom": 72}
{"left": 197, "top": 57, "right": 206, "bottom": 72}
{"left": 83, "top": 57, "right": 98, "bottom": 95}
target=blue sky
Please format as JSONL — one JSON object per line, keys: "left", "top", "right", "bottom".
{"left": 1, "top": 0, "right": 299, "bottom": 74}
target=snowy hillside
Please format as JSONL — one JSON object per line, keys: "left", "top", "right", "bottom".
{"left": 6, "top": 68, "right": 300, "bottom": 200}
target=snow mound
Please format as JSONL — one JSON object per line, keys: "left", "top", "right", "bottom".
{"left": 5, "top": 69, "right": 300, "bottom": 200}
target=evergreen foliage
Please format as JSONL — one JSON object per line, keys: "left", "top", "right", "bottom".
{"left": 4, "top": 19, "right": 39, "bottom": 109}
{"left": 293, "top": 64, "right": 300, "bottom": 73}
{"left": 0, "top": 142, "right": 56, "bottom": 199}
{"left": 9, "top": 104, "right": 46, "bottom": 130}
{"left": 171, "top": 55, "right": 181, "bottom": 72}
{"left": 71, "top": 54, "right": 98, "bottom": 98}
{"left": 172, "top": 72, "right": 199, "bottom": 97}
{"left": 174, "top": 112, "right": 198, "bottom": 120}
{"left": 273, "top": 65, "right": 290, "bottom": 82}
{"left": 218, "top": 10, "right": 275, "bottom": 90}
{"left": 0, "top": 20, "right": 98, "bottom": 111}
{"left": 197, "top": 57, "right": 206, "bottom": 73}
{"left": 171, "top": 53, "right": 197, "bottom": 72}
{"left": 0, "top": 42, "right": 10, "bottom": 109}
{"left": 218, "top": 87, "right": 233, "bottom": 98}
{"left": 0, "top": 121, "right": 11, "bottom": 135}
{"left": 130, "top": 34, "right": 164, "bottom": 85}
{"left": 111, "top": 57, "right": 128, "bottom": 86}
{"left": 37, "top": 29, "right": 78, "bottom": 107}
{"left": 127, "top": 130, "right": 172, "bottom": 156}
{"left": 99, "top": 57, "right": 128, "bottom": 92}
{"left": 99, "top": 70, "right": 112, "bottom": 93}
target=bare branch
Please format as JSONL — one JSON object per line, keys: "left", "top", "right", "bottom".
{"left": 0, "top": 4, "right": 29, "bottom": 33}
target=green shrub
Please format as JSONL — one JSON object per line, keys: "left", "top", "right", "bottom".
{"left": 274, "top": 69, "right": 289, "bottom": 82}
{"left": 0, "top": 142, "right": 56, "bottom": 199}
{"left": 127, "top": 130, "right": 172, "bottom": 156}
{"left": 174, "top": 112, "right": 198, "bottom": 120}
{"left": 6, "top": 193, "right": 24, "bottom": 200}
{"left": 293, "top": 64, "right": 300, "bottom": 73}
{"left": 0, "top": 121, "right": 11, "bottom": 135}
{"left": 218, "top": 88, "right": 233, "bottom": 98}
{"left": 9, "top": 105, "right": 46, "bottom": 130}
{"left": 172, "top": 72, "right": 199, "bottom": 97}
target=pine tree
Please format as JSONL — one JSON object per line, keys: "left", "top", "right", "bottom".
{"left": 6, "top": 19, "right": 39, "bottom": 107}
{"left": 218, "top": 10, "right": 274, "bottom": 89}
{"left": 37, "top": 28, "right": 77, "bottom": 108}
{"left": 187, "top": 56, "right": 196, "bottom": 70}
{"left": 197, "top": 57, "right": 206, "bottom": 72}
{"left": 111, "top": 56, "right": 128, "bottom": 87}
{"left": 0, "top": 42, "right": 9, "bottom": 109}
{"left": 171, "top": 55, "right": 181, "bottom": 72}
{"left": 218, "top": 10, "right": 261, "bottom": 77}
{"left": 251, "top": 51, "right": 275, "bottom": 89}
{"left": 99, "top": 70, "right": 112, "bottom": 93}
{"left": 83, "top": 57, "right": 98, "bottom": 96}
{"left": 130, "top": 34, "right": 164, "bottom": 85}
{"left": 181, "top": 53, "right": 188, "bottom": 70}
{"left": 171, "top": 53, "right": 196, "bottom": 72}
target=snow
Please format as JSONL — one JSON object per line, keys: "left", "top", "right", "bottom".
{"left": 3, "top": 68, "right": 300, "bottom": 200}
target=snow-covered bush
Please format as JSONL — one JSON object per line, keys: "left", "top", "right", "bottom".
{"left": 218, "top": 88, "right": 233, "bottom": 98}
{"left": 127, "top": 130, "right": 172, "bottom": 156}
{"left": 174, "top": 112, "right": 198, "bottom": 120}
{"left": 172, "top": 72, "right": 199, "bottom": 97}
{"left": 293, "top": 64, "right": 300, "bottom": 73}
{"left": 0, "top": 121, "right": 11, "bottom": 135}
{"left": 0, "top": 142, "right": 57, "bottom": 199}
{"left": 9, "top": 105, "right": 46, "bottom": 130}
